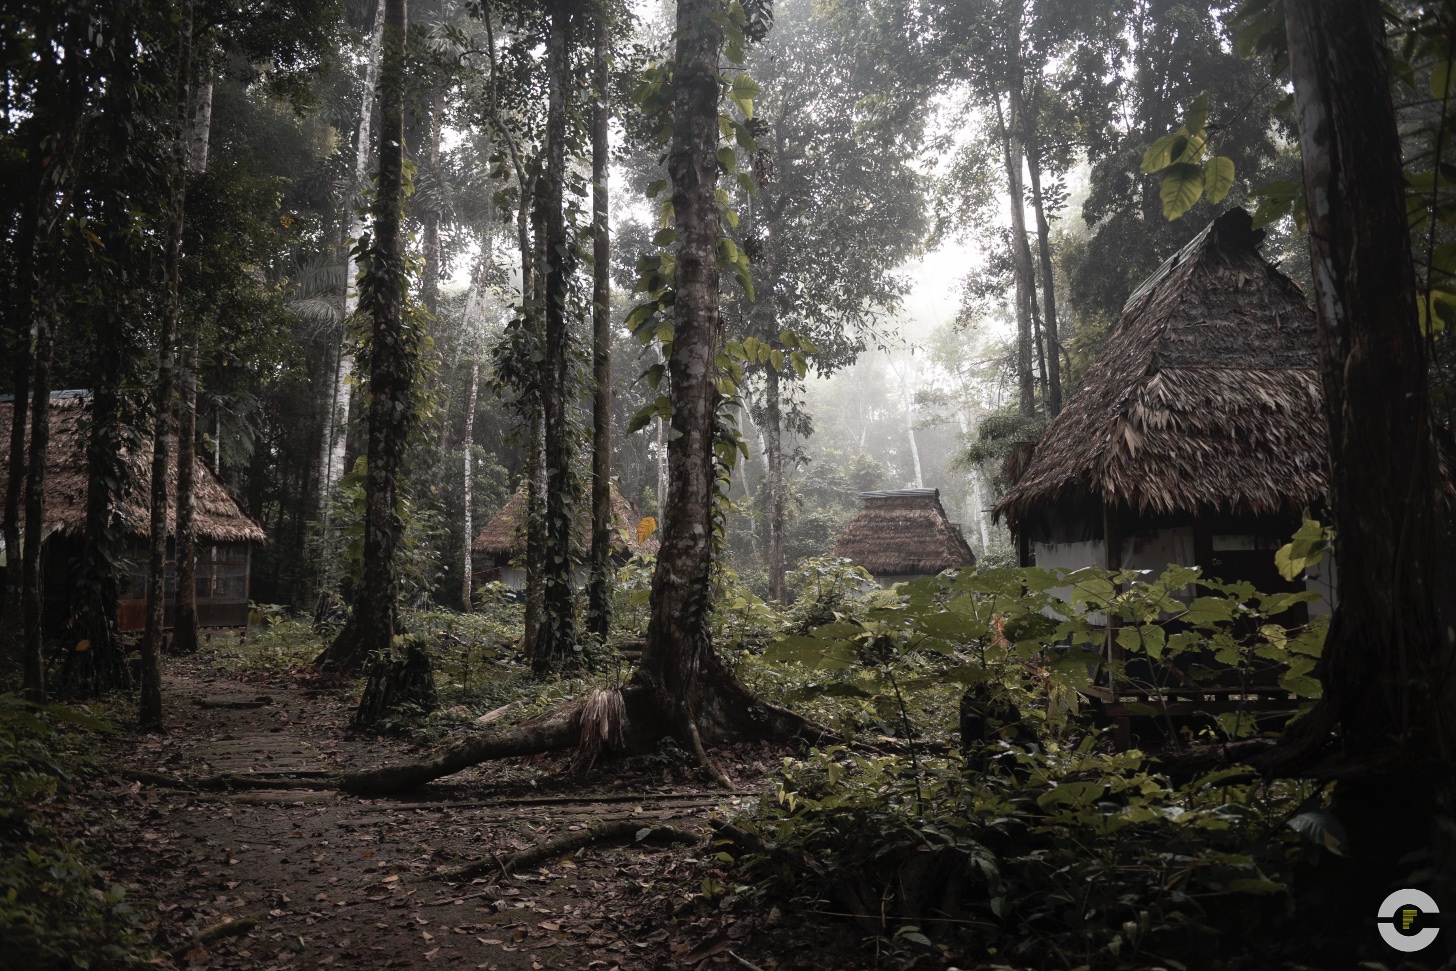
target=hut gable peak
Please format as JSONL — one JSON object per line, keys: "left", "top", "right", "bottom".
{"left": 833, "top": 487, "right": 977, "bottom": 578}
{"left": 996, "top": 207, "right": 1328, "bottom": 524}
{"left": 0, "top": 391, "right": 265, "bottom": 544}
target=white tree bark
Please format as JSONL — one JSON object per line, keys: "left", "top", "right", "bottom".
{"left": 319, "top": 2, "right": 386, "bottom": 509}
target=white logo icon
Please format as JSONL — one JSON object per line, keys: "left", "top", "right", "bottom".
{"left": 1378, "top": 888, "right": 1440, "bottom": 953}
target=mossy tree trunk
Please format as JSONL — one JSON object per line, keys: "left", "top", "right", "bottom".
{"left": 530, "top": 0, "right": 580, "bottom": 674}
{"left": 319, "top": 0, "right": 412, "bottom": 672}
{"left": 1274, "top": 0, "right": 1456, "bottom": 944}
{"left": 587, "top": 6, "right": 613, "bottom": 645}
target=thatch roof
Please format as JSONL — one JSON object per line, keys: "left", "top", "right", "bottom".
{"left": 0, "top": 391, "right": 265, "bottom": 545}
{"left": 472, "top": 481, "right": 658, "bottom": 559}
{"left": 995, "top": 208, "right": 1327, "bottom": 525}
{"left": 833, "top": 489, "right": 977, "bottom": 576}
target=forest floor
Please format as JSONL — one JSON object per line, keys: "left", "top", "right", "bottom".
{"left": 75, "top": 649, "right": 862, "bottom": 971}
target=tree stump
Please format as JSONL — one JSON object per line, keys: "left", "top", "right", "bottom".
{"left": 354, "top": 639, "right": 438, "bottom": 730}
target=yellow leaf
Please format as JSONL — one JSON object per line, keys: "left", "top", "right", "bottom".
{"left": 74, "top": 639, "right": 91, "bottom": 653}
{"left": 637, "top": 517, "right": 657, "bottom": 544}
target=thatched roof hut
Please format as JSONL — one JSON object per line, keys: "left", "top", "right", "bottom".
{"left": 833, "top": 488, "right": 976, "bottom": 583}
{"left": 1, "top": 391, "right": 264, "bottom": 631}
{"left": 996, "top": 208, "right": 1326, "bottom": 531}
{"left": 472, "top": 481, "right": 658, "bottom": 562}
{"left": 0, "top": 391, "right": 264, "bottom": 545}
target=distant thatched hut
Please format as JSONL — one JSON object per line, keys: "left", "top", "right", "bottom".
{"left": 994, "top": 208, "right": 1333, "bottom": 610}
{"left": 472, "top": 481, "right": 658, "bottom": 591}
{"left": 0, "top": 391, "right": 265, "bottom": 632}
{"left": 833, "top": 488, "right": 977, "bottom": 587}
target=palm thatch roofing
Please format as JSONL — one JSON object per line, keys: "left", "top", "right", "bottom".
{"left": 472, "top": 481, "right": 659, "bottom": 559}
{"left": 995, "top": 208, "right": 1327, "bottom": 525}
{"left": 833, "top": 489, "right": 977, "bottom": 576}
{"left": 0, "top": 391, "right": 265, "bottom": 545}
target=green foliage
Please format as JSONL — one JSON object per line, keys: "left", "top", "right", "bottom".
{"left": 319, "top": 456, "right": 447, "bottom": 614}
{"left": 719, "top": 564, "right": 1334, "bottom": 969}
{"left": 0, "top": 696, "right": 148, "bottom": 970}
{"left": 725, "top": 742, "right": 1320, "bottom": 970}
{"left": 1274, "top": 517, "right": 1333, "bottom": 583}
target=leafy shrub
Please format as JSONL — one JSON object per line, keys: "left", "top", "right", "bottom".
{"left": 720, "top": 564, "right": 1334, "bottom": 968}
{"left": 0, "top": 695, "right": 148, "bottom": 970}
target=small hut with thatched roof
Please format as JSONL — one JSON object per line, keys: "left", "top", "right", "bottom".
{"left": 993, "top": 208, "right": 1335, "bottom": 611}
{"left": 472, "top": 481, "right": 658, "bottom": 591}
{"left": 0, "top": 391, "right": 266, "bottom": 632}
{"left": 833, "top": 488, "right": 977, "bottom": 587}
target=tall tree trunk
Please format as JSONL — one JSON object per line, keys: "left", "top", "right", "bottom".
{"left": 635, "top": 0, "right": 729, "bottom": 737}
{"left": 141, "top": 1, "right": 192, "bottom": 729}
{"left": 1275, "top": 0, "right": 1456, "bottom": 945}
{"left": 317, "top": 0, "right": 387, "bottom": 591}
{"left": 897, "top": 360, "right": 924, "bottom": 488}
{"left": 531, "top": 1, "right": 579, "bottom": 674}
{"left": 2, "top": 136, "right": 36, "bottom": 666}
{"left": 588, "top": 9, "right": 613, "bottom": 644}
{"left": 321, "top": 0, "right": 411, "bottom": 672}
{"left": 421, "top": 92, "right": 442, "bottom": 321}
{"left": 994, "top": 10, "right": 1036, "bottom": 419}
{"left": 173, "top": 60, "right": 213, "bottom": 658}
{"left": 460, "top": 359, "right": 478, "bottom": 611}
{"left": 1025, "top": 133, "right": 1062, "bottom": 416}
{"left": 763, "top": 363, "right": 786, "bottom": 602}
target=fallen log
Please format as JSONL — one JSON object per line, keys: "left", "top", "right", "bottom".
{"left": 194, "top": 696, "right": 273, "bottom": 709}
{"left": 340, "top": 709, "right": 579, "bottom": 795}
{"left": 440, "top": 820, "right": 700, "bottom": 883}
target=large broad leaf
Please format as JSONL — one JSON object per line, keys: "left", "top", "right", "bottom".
{"left": 1160, "top": 163, "right": 1205, "bottom": 220}
{"left": 1036, "top": 781, "right": 1106, "bottom": 811}
{"left": 1141, "top": 129, "right": 1188, "bottom": 173}
{"left": 1203, "top": 156, "right": 1236, "bottom": 204}
{"left": 1287, "top": 811, "right": 1349, "bottom": 856}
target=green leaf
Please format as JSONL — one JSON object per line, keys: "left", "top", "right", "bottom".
{"left": 1141, "top": 130, "right": 1187, "bottom": 173}
{"left": 652, "top": 228, "right": 675, "bottom": 247}
{"left": 717, "top": 147, "right": 737, "bottom": 172}
{"left": 1184, "top": 91, "right": 1211, "bottom": 134}
{"left": 1434, "top": 60, "right": 1455, "bottom": 100}
{"left": 645, "top": 179, "right": 668, "bottom": 199}
{"left": 769, "top": 348, "right": 784, "bottom": 372}
{"left": 1036, "top": 781, "right": 1106, "bottom": 811}
{"left": 1228, "top": 878, "right": 1287, "bottom": 895}
{"left": 1160, "top": 162, "right": 1204, "bottom": 220}
{"left": 731, "top": 74, "right": 761, "bottom": 98}
{"left": 1204, "top": 156, "right": 1236, "bottom": 204}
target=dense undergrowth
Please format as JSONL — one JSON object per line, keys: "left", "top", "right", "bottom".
{"left": 0, "top": 695, "right": 149, "bottom": 970}
{"left": 221, "top": 554, "right": 1354, "bottom": 969}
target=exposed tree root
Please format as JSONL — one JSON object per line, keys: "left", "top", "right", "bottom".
{"left": 338, "top": 655, "right": 836, "bottom": 797}
{"left": 440, "top": 820, "right": 700, "bottom": 884}
{"left": 171, "top": 914, "right": 262, "bottom": 958}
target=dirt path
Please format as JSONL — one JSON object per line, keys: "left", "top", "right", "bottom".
{"left": 86, "top": 656, "right": 792, "bottom": 971}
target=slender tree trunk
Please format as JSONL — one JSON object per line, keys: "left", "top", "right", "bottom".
{"left": 321, "top": 0, "right": 412, "bottom": 672}
{"left": 897, "top": 360, "right": 924, "bottom": 488}
{"left": 1025, "top": 135, "right": 1061, "bottom": 416}
{"left": 461, "top": 359, "right": 478, "bottom": 611}
{"left": 173, "top": 60, "right": 212, "bottom": 657}
{"left": 1274, "top": 0, "right": 1456, "bottom": 947}
{"left": 141, "top": 2, "right": 192, "bottom": 729}
{"left": 421, "top": 92, "right": 442, "bottom": 321}
{"left": 763, "top": 364, "right": 786, "bottom": 602}
{"left": 994, "top": 14, "right": 1037, "bottom": 419}
{"left": 588, "top": 9, "right": 613, "bottom": 644}
{"left": 2, "top": 152, "right": 36, "bottom": 665}
{"left": 189, "top": 80, "right": 213, "bottom": 172}
{"left": 317, "top": 0, "right": 387, "bottom": 583}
